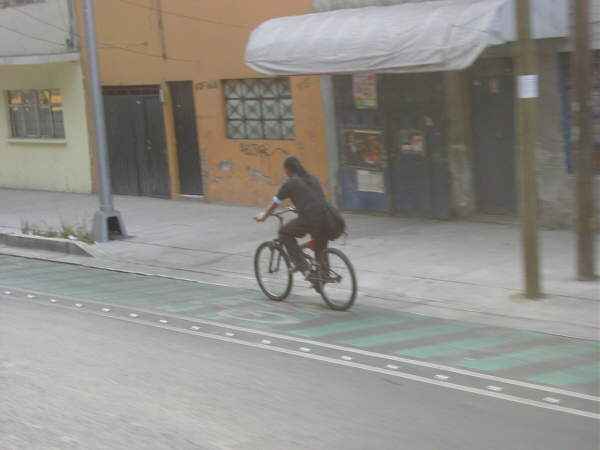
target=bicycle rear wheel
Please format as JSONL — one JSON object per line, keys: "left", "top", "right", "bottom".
{"left": 254, "top": 241, "right": 293, "bottom": 301}
{"left": 317, "top": 248, "right": 357, "bottom": 311}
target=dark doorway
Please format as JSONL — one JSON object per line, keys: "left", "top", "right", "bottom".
{"left": 470, "top": 60, "right": 517, "bottom": 215}
{"left": 381, "top": 73, "right": 450, "bottom": 217}
{"left": 169, "top": 81, "right": 203, "bottom": 195}
{"left": 103, "top": 85, "right": 171, "bottom": 198}
{"left": 332, "top": 74, "right": 450, "bottom": 218}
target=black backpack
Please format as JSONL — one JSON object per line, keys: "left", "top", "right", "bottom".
{"left": 302, "top": 174, "right": 347, "bottom": 241}
{"left": 324, "top": 203, "right": 346, "bottom": 241}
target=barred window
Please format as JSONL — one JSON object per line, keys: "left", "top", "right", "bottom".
{"left": 224, "top": 78, "right": 295, "bottom": 141}
{"left": 8, "top": 89, "right": 65, "bottom": 138}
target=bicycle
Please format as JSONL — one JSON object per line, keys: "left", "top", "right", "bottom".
{"left": 254, "top": 207, "right": 357, "bottom": 311}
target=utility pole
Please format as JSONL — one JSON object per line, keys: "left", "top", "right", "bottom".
{"left": 82, "top": 0, "right": 127, "bottom": 242}
{"left": 573, "top": 0, "right": 596, "bottom": 280}
{"left": 514, "top": 0, "right": 542, "bottom": 298}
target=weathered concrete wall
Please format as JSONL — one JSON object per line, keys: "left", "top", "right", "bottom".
{"left": 536, "top": 41, "right": 573, "bottom": 228}
{"left": 444, "top": 71, "right": 476, "bottom": 217}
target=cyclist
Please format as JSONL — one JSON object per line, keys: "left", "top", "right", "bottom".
{"left": 254, "top": 155, "right": 327, "bottom": 276}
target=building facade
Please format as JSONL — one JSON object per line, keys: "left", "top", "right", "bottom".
{"left": 0, "top": 0, "right": 92, "bottom": 193}
{"left": 75, "top": 0, "right": 330, "bottom": 206}
{"left": 1, "top": 0, "right": 597, "bottom": 229}
{"left": 247, "top": 0, "right": 599, "bottom": 227}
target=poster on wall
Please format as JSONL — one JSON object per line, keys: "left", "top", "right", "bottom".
{"left": 352, "top": 74, "right": 378, "bottom": 109}
{"left": 343, "top": 129, "right": 385, "bottom": 171}
{"left": 356, "top": 170, "right": 385, "bottom": 193}
{"left": 399, "top": 130, "right": 425, "bottom": 154}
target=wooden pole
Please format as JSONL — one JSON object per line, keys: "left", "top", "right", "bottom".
{"left": 573, "top": 0, "right": 596, "bottom": 280}
{"left": 514, "top": 0, "right": 542, "bottom": 298}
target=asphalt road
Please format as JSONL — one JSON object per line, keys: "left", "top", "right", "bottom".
{"left": 2, "top": 296, "right": 598, "bottom": 450}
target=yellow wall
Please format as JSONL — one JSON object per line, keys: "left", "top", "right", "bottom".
{"left": 80, "top": 0, "right": 328, "bottom": 204}
{"left": 0, "top": 61, "right": 92, "bottom": 193}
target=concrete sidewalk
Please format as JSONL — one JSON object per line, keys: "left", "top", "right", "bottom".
{"left": 0, "top": 188, "right": 597, "bottom": 340}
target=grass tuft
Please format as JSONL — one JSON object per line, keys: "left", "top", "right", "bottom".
{"left": 21, "top": 216, "right": 93, "bottom": 244}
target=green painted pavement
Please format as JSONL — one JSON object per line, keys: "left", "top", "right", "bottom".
{"left": 456, "top": 342, "right": 599, "bottom": 371}
{"left": 339, "top": 323, "right": 481, "bottom": 348}
{"left": 525, "top": 363, "right": 600, "bottom": 387}
{"left": 289, "top": 316, "right": 422, "bottom": 338}
{"left": 394, "top": 331, "right": 542, "bottom": 358}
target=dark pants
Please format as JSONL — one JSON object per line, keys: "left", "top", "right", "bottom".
{"left": 279, "top": 216, "right": 327, "bottom": 272}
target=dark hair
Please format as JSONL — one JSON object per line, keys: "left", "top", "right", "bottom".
{"left": 283, "top": 155, "right": 319, "bottom": 189}
{"left": 283, "top": 155, "right": 309, "bottom": 178}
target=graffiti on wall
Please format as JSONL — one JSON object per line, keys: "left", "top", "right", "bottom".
{"left": 195, "top": 80, "right": 218, "bottom": 90}
{"left": 239, "top": 143, "right": 288, "bottom": 157}
{"left": 297, "top": 77, "right": 311, "bottom": 90}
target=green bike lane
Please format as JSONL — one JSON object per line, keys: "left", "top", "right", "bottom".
{"left": 1, "top": 254, "right": 598, "bottom": 397}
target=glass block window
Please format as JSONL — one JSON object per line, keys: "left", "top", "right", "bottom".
{"left": 224, "top": 78, "right": 295, "bottom": 140}
{"left": 8, "top": 89, "right": 65, "bottom": 138}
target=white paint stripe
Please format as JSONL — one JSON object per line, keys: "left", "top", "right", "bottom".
{"left": 5, "top": 287, "right": 599, "bottom": 404}
{"left": 10, "top": 296, "right": 600, "bottom": 419}
{"left": 117, "top": 308, "right": 599, "bottom": 402}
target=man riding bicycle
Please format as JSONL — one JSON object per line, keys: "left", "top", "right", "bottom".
{"left": 254, "top": 155, "right": 327, "bottom": 277}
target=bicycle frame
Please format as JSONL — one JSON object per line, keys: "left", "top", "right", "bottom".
{"left": 269, "top": 207, "right": 319, "bottom": 272}
{"left": 255, "top": 206, "right": 356, "bottom": 310}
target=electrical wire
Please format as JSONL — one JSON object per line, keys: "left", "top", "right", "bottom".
{"left": 0, "top": 23, "right": 69, "bottom": 47}
{"left": 115, "top": 0, "right": 252, "bottom": 29}
{"left": 5, "top": 8, "right": 199, "bottom": 63}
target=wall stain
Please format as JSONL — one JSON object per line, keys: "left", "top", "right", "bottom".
{"left": 217, "top": 159, "right": 234, "bottom": 171}
{"left": 200, "top": 148, "right": 210, "bottom": 187}
{"left": 306, "top": 129, "right": 317, "bottom": 142}
{"left": 246, "top": 166, "right": 278, "bottom": 186}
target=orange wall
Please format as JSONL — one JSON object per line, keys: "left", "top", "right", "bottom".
{"left": 77, "top": 0, "right": 328, "bottom": 204}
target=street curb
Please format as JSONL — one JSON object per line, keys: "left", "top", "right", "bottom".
{"left": 0, "top": 233, "right": 96, "bottom": 257}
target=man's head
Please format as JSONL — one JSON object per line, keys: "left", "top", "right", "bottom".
{"left": 283, "top": 155, "right": 300, "bottom": 177}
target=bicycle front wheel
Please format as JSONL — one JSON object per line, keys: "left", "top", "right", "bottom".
{"left": 317, "top": 248, "right": 357, "bottom": 311}
{"left": 254, "top": 241, "right": 293, "bottom": 301}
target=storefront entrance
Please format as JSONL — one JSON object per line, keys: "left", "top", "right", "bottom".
{"left": 333, "top": 73, "right": 450, "bottom": 218}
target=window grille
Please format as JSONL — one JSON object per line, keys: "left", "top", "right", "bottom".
{"left": 224, "top": 78, "right": 295, "bottom": 141}
{"left": 8, "top": 89, "right": 65, "bottom": 138}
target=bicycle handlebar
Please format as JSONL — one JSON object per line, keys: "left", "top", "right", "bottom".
{"left": 272, "top": 207, "right": 296, "bottom": 217}
{"left": 253, "top": 206, "right": 295, "bottom": 222}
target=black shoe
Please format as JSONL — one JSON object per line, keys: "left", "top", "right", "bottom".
{"left": 310, "top": 281, "right": 322, "bottom": 294}
{"left": 305, "top": 271, "right": 321, "bottom": 293}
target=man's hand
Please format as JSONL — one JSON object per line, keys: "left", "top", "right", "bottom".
{"left": 254, "top": 201, "right": 277, "bottom": 222}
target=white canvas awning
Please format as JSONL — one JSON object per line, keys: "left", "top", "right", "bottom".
{"left": 245, "top": 0, "right": 569, "bottom": 75}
